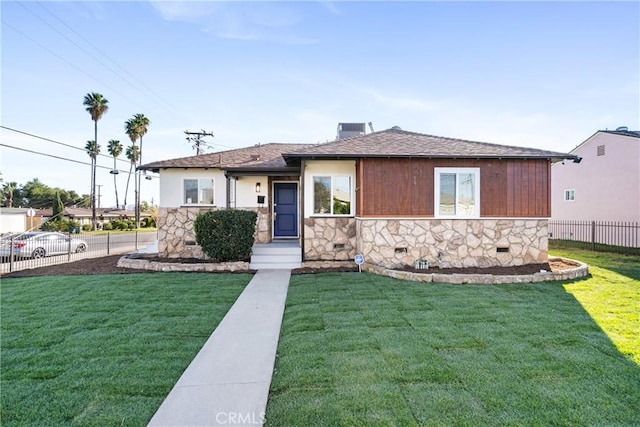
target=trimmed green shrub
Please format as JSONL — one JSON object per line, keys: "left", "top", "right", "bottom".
{"left": 194, "top": 209, "right": 257, "bottom": 262}
{"left": 41, "top": 219, "right": 81, "bottom": 233}
{"left": 102, "top": 222, "right": 113, "bottom": 231}
{"left": 142, "top": 217, "right": 156, "bottom": 228}
{"left": 82, "top": 224, "right": 92, "bottom": 232}
{"left": 111, "top": 220, "right": 129, "bottom": 231}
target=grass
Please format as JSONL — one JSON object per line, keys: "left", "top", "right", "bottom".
{"left": 551, "top": 244, "right": 640, "bottom": 364}
{"left": 266, "top": 248, "right": 640, "bottom": 426}
{"left": 1, "top": 272, "right": 251, "bottom": 426}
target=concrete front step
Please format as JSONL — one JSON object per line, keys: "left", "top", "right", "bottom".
{"left": 252, "top": 243, "right": 300, "bottom": 255}
{"left": 250, "top": 262, "right": 301, "bottom": 270}
{"left": 251, "top": 254, "right": 301, "bottom": 264}
{"left": 250, "top": 242, "right": 301, "bottom": 269}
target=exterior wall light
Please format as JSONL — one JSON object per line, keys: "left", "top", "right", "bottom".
{"left": 255, "top": 182, "right": 261, "bottom": 193}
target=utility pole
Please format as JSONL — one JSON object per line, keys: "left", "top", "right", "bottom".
{"left": 184, "top": 130, "right": 214, "bottom": 155}
{"left": 96, "top": 185, "right": 103, "bottom": 208}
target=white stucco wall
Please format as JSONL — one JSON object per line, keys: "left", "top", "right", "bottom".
{"left": 303, "top": 160, "right": 356, "bottom": 218}
{"left": 233, "top": 176, "right": 269, "bottom": 208}
{"left": 158, "top": 169, "right": 226, "bottom": 208}
{"left": 0, "top": 213, "right": 26, "bottom": 233}
{"left": 158, "top": 169, "right": 271, "bottom": 210}
{"left": 551, "top": 132, "right": 640, "bottom": 222}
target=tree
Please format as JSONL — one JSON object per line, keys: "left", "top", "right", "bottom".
{"left": 52, "top": 191, "right": 64, "bottom": 220}
{"left": 2, "top": 181, "right": 18, "bottom": 207}
{"left": 83, "top": 92, "right": 109, "bottom": 230}
{"left": 1, "top": 179, "right": 85, "bottom": 209}
{"left": 107, "top": 139, "right": 123, "bottom": 208}
{"left": 85, "top": 140, "right": 100, "bottom": 227}
{"left": 125, "top": 113, "right": 150, "bottom": 228}
{"left": 123, "top": 144, "right": 140, "bottom": 210}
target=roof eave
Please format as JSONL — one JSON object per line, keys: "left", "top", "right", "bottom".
{"left": 284, "top": 153, "right": 579, "bottom": 161}
{"left": 224, "top": 166, "right": 301, "bottom": 177}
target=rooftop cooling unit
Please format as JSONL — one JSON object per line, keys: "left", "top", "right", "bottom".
{"left": 337, "top": 123, "right": 366, "bottom": 140}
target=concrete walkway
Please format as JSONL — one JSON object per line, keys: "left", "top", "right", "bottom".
{"left": 148, "top": 269, "right": 291, "bottom": 427}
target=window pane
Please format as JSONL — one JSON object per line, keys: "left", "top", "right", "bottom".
{"left": 457, "top": 173, "right": 476, "bottom": 216}
{"left": 184, "top": 179, "right": 198, "bottom": 204}
{"left": 313, "top": 177, "right": 331, "bottom": 214}
{"left": 199, "top": 178, "right": 214, "bottom": 204}
{"left": 333, "top": 176, "right": 351, "bottom": 215}
{"left": 439, "top": 173, "right": 456, "bottom": 216}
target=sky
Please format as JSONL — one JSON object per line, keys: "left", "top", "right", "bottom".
{"left": 1, "top": 1, "right": 638, "bottom": 209}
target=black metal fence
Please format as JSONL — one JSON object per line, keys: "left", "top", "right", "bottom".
{"left": 0, "top": 230, "right": 158, "bottom": 273}
{"left": 549, "top": 220, "right": 640, "bottom": 254}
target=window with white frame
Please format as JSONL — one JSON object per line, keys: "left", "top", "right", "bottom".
{"left": 434, "top": 168, "right": 480, "bottom": 217}
{"left": 564, "top": 189, "right": 575, "bottom": 202}
{"left": 313, "top": 176, "right": 352, "bottom": 215}
{"left": 183, "top": 178, "right": 214, "bottom": 205}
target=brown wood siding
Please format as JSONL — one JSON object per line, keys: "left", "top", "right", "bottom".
{"left": 359, "top": 158, "right": 550, "bottom": 217}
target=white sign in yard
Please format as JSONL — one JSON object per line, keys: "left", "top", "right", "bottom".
{"left": 354, "top": 254, "right": 364, "bottom": 272}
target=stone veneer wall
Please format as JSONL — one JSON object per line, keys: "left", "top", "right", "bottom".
{"left": 158, "top": 207, "right": 270, "bottom": 258}
{"left": 356, "top": 218, "right": 548, "bottom": 269}
{"left": 303, "top": 217, "right": 357, "bottom": 261}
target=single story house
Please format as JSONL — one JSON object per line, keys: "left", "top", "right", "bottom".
{"left": 140, "top": 125, "right": 578, "bottom": 269}
{"left": 36, "top": 207, "right": 151, "bottom": 229}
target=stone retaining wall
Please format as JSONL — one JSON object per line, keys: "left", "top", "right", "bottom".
{"left": 303, "top": 217, "right": 357, "bottom": 261}
{"left": 117, "top": 255, "right": 249, "bottom": 272}
{"left": 158, "top": 206, "right": 269, "bottom": 259}
{"left": 363, "top": 257, "right": 588, "bottom": 284}
{"left": 356, "top": 218, "right": 548, "bottom": 269}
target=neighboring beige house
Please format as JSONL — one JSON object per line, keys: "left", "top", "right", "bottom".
{"left": 551, "top": 128, "right": 640, "bottom": 223}
{"left": 141, "top": 125, "right": 577, "bottom": 269}
{"left": 36, "top": 207, "right": 150, "bottom": 229}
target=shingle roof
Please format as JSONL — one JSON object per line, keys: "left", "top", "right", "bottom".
{"left": 599, "top": 130, "right": 640, "bottom": 139}
{"left": 139, "top": 143, "right": 311, "bottom": 172}
{"left": 140, "top": 128, "right": 577, "bottom": 173}
{"left": 283, "top": 128, "right": 577, "bottom": 160}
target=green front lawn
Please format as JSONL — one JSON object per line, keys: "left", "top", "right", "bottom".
{"left": 1, "top": 273, "right": 251, "bottom": 426}
{"left": 267, "top": 249, "right": 640, "bottom": 426}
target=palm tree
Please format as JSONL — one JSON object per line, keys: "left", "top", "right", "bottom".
{"left": 125, "top": 113, "right": 150, "bottom": 228}
{"left": 107, "top": 139, "right": 123, "bottom": 208}
{"left": 83, "top": 92, "right": 109, "bottom": 230}
{"left": 123, "top": 144, "right": 140, "bottom": 210}
{"left": 84, "top": 140, "right": 101, "bottom": 229}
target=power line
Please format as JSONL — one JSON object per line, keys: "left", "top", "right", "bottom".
{"left": 1, "top": 19, "right": 153, "bottom": 116}
{"left": 0, "top": 143, "right": 155, "bottom": 177}
{"left": 34, "top": 1, "right": 178, "bottom": 115}
{"left": 1, "top": 125, "right": 132, "bottom": 165}
{"left": 23, "top": 1, "right": 181, "bottom": 120}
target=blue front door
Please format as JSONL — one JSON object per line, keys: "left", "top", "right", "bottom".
{"left": 274, "top": 183, "right": 298, "bottom": 237}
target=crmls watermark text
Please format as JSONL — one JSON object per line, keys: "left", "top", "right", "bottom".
{"left": 216, "top": 412, "right": 266, "bottom": 425}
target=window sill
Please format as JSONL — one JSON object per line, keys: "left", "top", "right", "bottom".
{"left": 310, "top": 214, "right": 354, "bottom": 218}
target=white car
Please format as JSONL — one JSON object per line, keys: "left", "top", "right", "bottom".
{"left": 0, "top": 232, "right": 88, "bottom": 259}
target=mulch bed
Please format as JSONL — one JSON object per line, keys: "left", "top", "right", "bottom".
{"left": 2, "top": 255, "right": 577, "bottom": 279}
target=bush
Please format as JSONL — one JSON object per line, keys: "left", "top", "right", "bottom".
{"left": 41, "top": 219, "right": 82, "bottom": 233}
{"left": 82, "top": 224, "right": 92, "bottom": 232}
{"left": 102, "top": 222, "right": 113, "bottom": 231}
{"left": 141, "top": 217, "right": 156, "bottom": 228}
{"left": 194, "top": 209, "right": 257, "bottom": 262}
{"left": 111, "top": 220, "right": 129, "bottom": 231}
